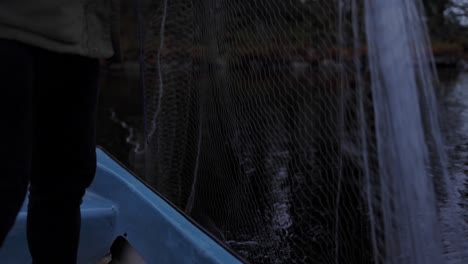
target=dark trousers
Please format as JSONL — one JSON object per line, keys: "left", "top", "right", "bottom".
{"left": 0, "top": 39, "right": 99, "bottom": 263}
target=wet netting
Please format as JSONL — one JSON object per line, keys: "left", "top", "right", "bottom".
{"left": 140, "top": 0, "right": 468, "bottom": 263}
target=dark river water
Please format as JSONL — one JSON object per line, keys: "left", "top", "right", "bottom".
{"left": 96, "top": 63, "right": 145, "bottom": 174}
{"left": 96, "top": 65, "right": 468, "bottom": 262}
{"left": 96, "top": 66, "right": 468, "bottom": 197}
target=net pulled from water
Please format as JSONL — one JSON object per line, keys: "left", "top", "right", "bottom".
{"left": 140, "top": 0, "right": 468, "bottom": 263}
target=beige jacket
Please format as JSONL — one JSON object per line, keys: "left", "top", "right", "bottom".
{"left": 0, "top": 0, "right": 120, "bottom": 59}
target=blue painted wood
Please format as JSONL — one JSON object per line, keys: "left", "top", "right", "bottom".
{"left": 90, "top": 148, "right": 241, "bottom": 263}
{"left": 0, "top": 149, "right": 241, "bottom": 264}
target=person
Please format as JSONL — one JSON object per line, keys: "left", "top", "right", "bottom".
{"left": 0, "top": 1, "right": 121, "bottom": 263}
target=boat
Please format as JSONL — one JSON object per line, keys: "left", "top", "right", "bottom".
{"left": 0, "top": 147, "right": 242, "bottom": 264}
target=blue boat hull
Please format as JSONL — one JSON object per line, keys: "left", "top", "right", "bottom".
{"left": 0, "top": 148, "right": 240, "bottom": 264}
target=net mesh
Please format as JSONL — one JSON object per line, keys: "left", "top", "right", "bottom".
{"left": 140, "top": 0, "right": 467, "bottom": 263}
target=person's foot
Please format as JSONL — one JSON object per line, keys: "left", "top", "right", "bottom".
{"left": 107, "top": 236, "right": 146, "bottom": 264}
{"left": 96, "top": 253, "right": 112, "bottom": 264}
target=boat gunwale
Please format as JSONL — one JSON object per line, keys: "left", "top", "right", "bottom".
{"left": 96, "top": 145, "right": 247, "bottom": 263}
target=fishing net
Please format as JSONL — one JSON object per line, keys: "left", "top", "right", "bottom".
{"left": 140, "top": 0, "right": 467, "bottom": 263}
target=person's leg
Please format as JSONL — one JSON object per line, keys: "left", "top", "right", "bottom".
{"left": 27, "top": 49, "right": 99, "bottom": 263}
{"left": 0, "top": 39, "right": 34, "bottom": 247}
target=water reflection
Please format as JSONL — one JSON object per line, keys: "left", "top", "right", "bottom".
{"left": 440, "top": 71, "right": 468, "bottom": 212}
